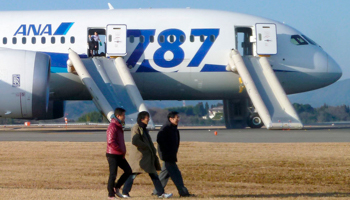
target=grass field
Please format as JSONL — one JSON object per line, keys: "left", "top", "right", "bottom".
{"left": 1, "top": 142, "right": 350, "bottom": 200}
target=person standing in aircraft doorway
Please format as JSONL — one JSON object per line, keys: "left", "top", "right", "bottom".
{"left": 153, "top": 111, "right": 195, "bottom": 197}
{"left": 88, "top": 35, "right": 94, "bottom": 57}
{"left": 106, "top": 108, "right": 132, "bottom": 199}
{"left": 122, "top": 111, "right": 173, "bottom": 199}
{"left": 91, "top": 31, "right": 100, "bottom": 56}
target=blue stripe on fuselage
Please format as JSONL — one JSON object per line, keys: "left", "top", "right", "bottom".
{"left": 43, "top": 52, "right": 296, "bottom": 73}
{"left": 273, "top": 69, "right": 295, "bottom": 73}
{"left": 200, "top": 64, "right": 296, "bottom": 73}
{"left": 43, "top": 52, "right": 87, "bottom": 73}
{"left": 201, "top": 64, "right": 226, "bottom": 72}
{"left": 51, "top": 66, "right": 68, "bottom": 73}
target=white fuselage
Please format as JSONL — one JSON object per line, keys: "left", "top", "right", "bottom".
{"left": 0, "top": 9, "right": 342, "bottom": 101}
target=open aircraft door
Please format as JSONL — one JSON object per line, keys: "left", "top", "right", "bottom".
{"left": 106, "top": 24, "right": 127, "bottom": 57}
{"left": 255, "top": 23, "right": 277, "bottom": 55}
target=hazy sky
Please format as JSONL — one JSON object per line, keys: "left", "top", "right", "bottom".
{"left": 1, "top": 0, "right": 349, "bottom": 79}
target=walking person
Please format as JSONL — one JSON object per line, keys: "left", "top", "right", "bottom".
{"left": 153, "top": 111, "right": 194, "bottom": 197}
{"left": 106, "top": 108, "right": 132, "bottom": 199}
{"left": 122, "top": 111, "right": 173, "bottom": 198}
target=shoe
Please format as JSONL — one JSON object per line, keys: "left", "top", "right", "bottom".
{"left": 121, "top": 194, "right": 130, "bottom": 198}
{"left": 114, "top": 188, "right": 124, "bottom": 198}
{"left": 159, "top": 193, "right": 173, "bottom": 198}
{"left": 181, "top": 194, "right": 196, "bottom": 197}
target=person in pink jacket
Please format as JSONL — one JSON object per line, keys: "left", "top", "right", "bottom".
{"left": 106, "top": 108, "right": 132, "bottom": 199}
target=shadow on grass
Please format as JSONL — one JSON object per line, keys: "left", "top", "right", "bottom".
{"left": 211, "top": 192, "right": 350, "bottom": 198}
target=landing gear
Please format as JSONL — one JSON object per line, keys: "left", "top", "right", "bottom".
{"left": 223, "top": 98, "right": 264, "bottom": 129}
{"left": 247, "top": 113, "right": 264, "bottom": 129}
{"left": 223, "top": 99, "right": 249, "bottom": 129}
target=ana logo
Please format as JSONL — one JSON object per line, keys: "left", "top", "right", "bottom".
{"left": 14, "top": 22, "right": 74, "bottom": 36}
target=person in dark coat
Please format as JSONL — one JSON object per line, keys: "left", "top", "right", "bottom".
{"left": 91, "top": 31, "right": 100, "bottom": 56}
{"left": 122, "top": 111, "right": 173, "bottom": 199}
{"left": 153, "top": 111, "right": 194, "bottom": 197}
{"left": 106, "top": 108, "right": 132, "bottom": 199}
{"left": 88, "top": 35, "right": 94, "bottom": 57}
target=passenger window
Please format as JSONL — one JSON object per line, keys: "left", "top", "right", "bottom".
{"left": 190, "top": 35, "right": 195, "bottom": 42}
{"left": 22, "top": 37, "right": 26, "bottom": 44}
{"left": 32, "top": 37, "right": 36, "bottom": 44}
{"left": 210, "top": 35, "right": 216, "bottom": 42}
{"left": 179, "top": 35, "right": 185, "bottom": 43}
{"left": 159, "top": 35, "right": 165, "bottom": 43}
{"left": 41, "top": 37, "right": 46, "bottom": 44}
{"left": 290, "top": 35, "right": 308, "bottom": 45}
{"left": 12, "top": 37, "right": 17, "bottom": 44}
{"left": 51, "top": 37, "right": 55, "bottom": 44}
{"left": 129, "top": 35, "right": 134, "bottom": 43}
{"left": 140, "top": 35, "right": 145, "bottom": 43}
{"left": 169, "top": 35, "right": 175, "bottom": 43}
{"left": 150, "top": 36, "right": 154, "bottom": 43}
{"left": 3, "top": 37, "right": 7, "bottom": 45}
{"left": 61, "top": 37, "right": 65, "bottom": 44}
{"left": 200, "top": 35, "right": 205, "bottom": 42}
{"left": 70, "top": 36, "right": 75, "bottom": 44}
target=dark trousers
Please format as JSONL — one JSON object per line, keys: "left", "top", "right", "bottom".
{"left": 153, "top": 161, "right": 189, "bottom": 196}
{"left": 122, "top": 172, "right": 164, "bottom": 196}
{"left": 106, "top": 154, "right": 132, "bottom": 197}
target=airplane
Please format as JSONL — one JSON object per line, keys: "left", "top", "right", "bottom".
{"left": 0, "top": 7, "right": 342, "bottom": 129}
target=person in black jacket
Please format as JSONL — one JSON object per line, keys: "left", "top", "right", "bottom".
{"left": 153, "top": 111, "right": 194, "bottom": 197}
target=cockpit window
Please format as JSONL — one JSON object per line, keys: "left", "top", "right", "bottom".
{"left": 290, "top": 35, "right": 308, "bottom": 45}
{"left": 301, "top": 35, "right": 318, "bottom": 46}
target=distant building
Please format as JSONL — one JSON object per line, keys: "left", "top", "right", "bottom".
{"left": 207, "top": 106, "right": 223, "bottom": 119}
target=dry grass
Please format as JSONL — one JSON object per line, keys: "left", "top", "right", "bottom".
{"left": 1, "top": 142, "right": 350, "bottom": 200}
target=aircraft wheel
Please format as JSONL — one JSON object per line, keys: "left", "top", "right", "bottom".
{"left": 247, "top": 114, "right": 263, "bottom": 129}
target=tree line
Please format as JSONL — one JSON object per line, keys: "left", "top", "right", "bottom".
{"left": 76, "top": 102, "right": 225, "bottom": 126}
{"left": 293, "top": 103, "right": 350, "bottom": 124}
{"left": 1, "top": 103, "right": 350, "bottom": 125}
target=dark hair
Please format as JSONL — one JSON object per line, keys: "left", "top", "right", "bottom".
{"left": 137, "top": 111, "right": 150, "bottom": 124}
{"left": 167, "top": 111, "right": 179, "bottom": 121}
{"left": 114, "top": 107, "right": 126, "bottom": 116}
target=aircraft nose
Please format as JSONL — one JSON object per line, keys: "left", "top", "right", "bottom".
{"left": 327, "top": 55, "right": 342, "bottom": 76}
{"left": 314, "top": 51, "right": 328, "bottom": 72}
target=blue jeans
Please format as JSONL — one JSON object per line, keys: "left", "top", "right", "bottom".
{"left": 122, "top": 172, "right": 164, "bottom": 196}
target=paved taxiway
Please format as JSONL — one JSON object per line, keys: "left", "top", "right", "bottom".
{"left": 1, "top": 124, "right": 350, "bottom": 142}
